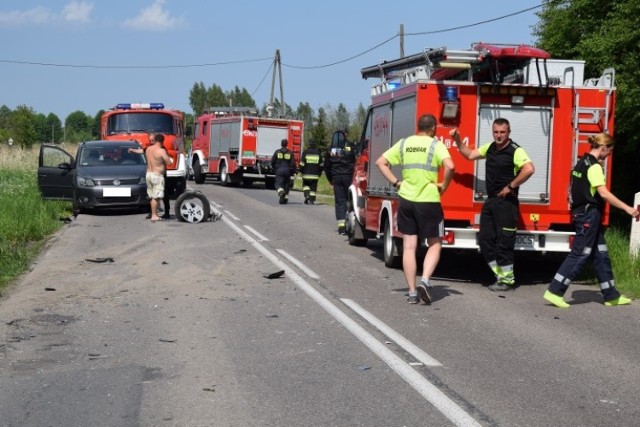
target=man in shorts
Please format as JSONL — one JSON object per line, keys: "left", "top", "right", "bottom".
{"left": 130, "top": 134, "right": 173, "bottom": 221}
{"left": 375, "top": 114, "right": 455, "bottom": 304}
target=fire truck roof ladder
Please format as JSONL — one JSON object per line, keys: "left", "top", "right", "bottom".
{"left": 360, "top": 47, "right": 484, "bottom": 80}
{"left": 204, "top": 106, "right": 258, "bottom": 117}
{"left": 572, "top": 68, "right": 616, "bottom": 152}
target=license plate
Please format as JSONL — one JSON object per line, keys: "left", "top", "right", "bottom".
{"left": 103, "top": 187, "right": 131, "bottom": 197}
{"left": 515, "top": 234, "right": 535, "bottom": 249}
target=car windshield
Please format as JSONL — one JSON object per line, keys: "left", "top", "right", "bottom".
{"left": 79, "top": 146, "right": 146, "bottom": 166}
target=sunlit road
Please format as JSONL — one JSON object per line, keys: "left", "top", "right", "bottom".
{"left": 1, "top": 180, "right": 639, "bottom": 427}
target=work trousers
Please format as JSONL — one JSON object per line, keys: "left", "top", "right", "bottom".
{"left": 275, "top": 172, "right": 291, "bottom": 197}
{"left": 479, "top": 197, "right": 518, "bottom": 284}
{"left": 548, "top": 208, "right": 620, "bottom": 301}
{"left": 302, "top": 176, "right": 319, "bottom": 201}
{"left": 332, "top": 174, "right": 351, "bottom": 223}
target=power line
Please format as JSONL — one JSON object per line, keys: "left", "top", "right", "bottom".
{"left": 0, "top": 3, "right": 548, "bottom": 72}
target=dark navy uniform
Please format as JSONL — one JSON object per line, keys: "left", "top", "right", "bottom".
{"left": 547, "top": 153, "right": 621, "bottom": 302}
{"left": 271, "top": 139, "right": 296, "bottom": 204}
{"left": 324, "top": 130, "right": 356, "bottom": 234}
{"left": 299, "top": 142, "right": 323, "bottom": 204}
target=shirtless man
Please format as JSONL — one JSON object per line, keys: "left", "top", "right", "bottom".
{"left": 130, "top": 134, "right": 173, "bottom": 221}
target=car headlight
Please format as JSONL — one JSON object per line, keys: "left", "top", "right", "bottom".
{"left": 76, "top": 176, "right": 96, "bottom": 187}
{"left": 138, "top": 177, "right": 146, "bottom": 185}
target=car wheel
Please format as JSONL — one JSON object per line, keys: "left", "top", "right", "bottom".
{"left": 383, "top": 218, "right": 402, "bottom": 268}
{"left": 175, "top": 190, "right": 211, "bottom": 223}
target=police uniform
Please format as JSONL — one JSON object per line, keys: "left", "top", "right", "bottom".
{"left": 299, "top": 144, "right": 323, "bottom": 204}
{"left": 271, "top": 140, "right": 296, "bottom": 204}
{"left": 547, "top": 153, "right": 621, "bottom": 302}
{"left": 324, "top": 131, "right": 355, "bottom": 233}
{"left": 382, "top": 135, "right": 451, "bottom": 241}
{"left": 477, "top": 140, "right": 531, "bottom": 287}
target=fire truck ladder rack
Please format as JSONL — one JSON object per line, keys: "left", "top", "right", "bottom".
{"left": 203, "top": 106, "right": 258, "bottom": 117}
{"left": 361, "top": 47, "right": 483, "bottom": 80}
{"left": 572, "top": 68, "right": 616, "bottom": 151}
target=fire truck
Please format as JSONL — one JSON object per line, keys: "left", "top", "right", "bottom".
{"left": 190, "top": 107, "right": 303, "bottom": 187}
{"left": 100, "top": 102, "right": 188, "bottom": 198}
{"left": 346, "top": 43, "right": 616, "bottom": 267}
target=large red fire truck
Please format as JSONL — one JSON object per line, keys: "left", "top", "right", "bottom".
{"left": 346, "top": 43, "right": 616, "bottom": 267}
{"left": 190, "top": 107, "right": 303, "bottom": 187}
{"left": 100, "top": 102, "right": 188, "bottom": 198}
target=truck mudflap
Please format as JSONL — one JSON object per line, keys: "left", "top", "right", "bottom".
{"left": 441, "top": 228, "right": 575, "bottom": 252}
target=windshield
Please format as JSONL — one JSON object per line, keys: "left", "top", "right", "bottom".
{"left": 79, "top": 146, "right": 146, "bottom": 166}
{"left": 107, "top": 113, "right": 175, "bottom": 134}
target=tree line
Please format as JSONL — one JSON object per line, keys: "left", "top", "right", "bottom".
{"left": 0, "top": 84, "right": 367, "bottom": 155}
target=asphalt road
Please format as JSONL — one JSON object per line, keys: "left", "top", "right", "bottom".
{"left": 1, "top": 180, "right": 639, "bottom": 427}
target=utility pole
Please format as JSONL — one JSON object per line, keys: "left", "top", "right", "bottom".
{"left": 269, "top": 49, "right": 285, "bottom": 117}
{"left": 400, "top": 24, "right": 404, "bottom": 58}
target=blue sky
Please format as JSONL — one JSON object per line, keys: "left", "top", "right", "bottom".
{"left": 0, "top": 0, "right": 543, "bottom": 120}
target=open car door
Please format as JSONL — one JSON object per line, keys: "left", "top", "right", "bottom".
{"left": 37, "top": 144, "right": 75, "bottom": 200}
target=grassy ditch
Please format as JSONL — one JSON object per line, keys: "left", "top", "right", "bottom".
{"left": 0, "top": 145, "right": 73, "bottom": 293}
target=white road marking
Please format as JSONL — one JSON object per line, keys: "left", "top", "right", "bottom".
{"left": 222, "top": 215, "right": 481, "bottom": 427}
{"left": 340, "top": 298, "right": 442, "bottom": 367}
{"left": 276, "top": 249, "right": 320, "bottom": 280}
{"left": 223, "top": 210, "right": 240, "bottom": 221}
{"left": 244, "top": 225, "right": 269, "bottom": 241}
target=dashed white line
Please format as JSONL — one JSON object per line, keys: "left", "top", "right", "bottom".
{"left": 221, "top": 215, "right": 481, "bottom": 427}
{"left": 276, "top": 249, "right": 320, "bottom": 280}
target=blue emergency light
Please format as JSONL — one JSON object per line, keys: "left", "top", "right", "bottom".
{"left": 116, "top": 103, "right": 165, "bottom": 110}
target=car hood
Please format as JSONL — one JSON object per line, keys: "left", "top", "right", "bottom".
{"left": 76, "top": 164, "right": 147, "bottom": 180}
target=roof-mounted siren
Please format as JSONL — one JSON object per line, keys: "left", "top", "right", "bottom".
{"left": 115, "top": 103, "right": 165, "bottom": 110}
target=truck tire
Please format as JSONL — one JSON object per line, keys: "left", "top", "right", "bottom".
{"left": 193, "top": 161, "right": 205, "bottom": 184}
{"left": 175, "top": 190, "right": 211, "bottom": 223}
{"left": 220, "top": 164, "right": 232, "bottom": 186}
{"left": 347, "top": 207, "right": 367, "bottom": 247}
{"left": 383, "top": 219, "right": 402, "bottom": 268}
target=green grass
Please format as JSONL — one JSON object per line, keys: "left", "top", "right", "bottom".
{"left": 0, "top": 162, "right": 72, "bottom": 293}
{"left": 605, "top": 227, "right": 640, "bottom": 296}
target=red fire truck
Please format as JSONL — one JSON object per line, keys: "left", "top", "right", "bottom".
{"left": 346, "top": 43, "right": 616, "bottom": 267}
{"left": 190, "top": 107, "right": 303, "bottom": 187}
{"left": 100, "top": 102, "right": 188, "bottom": 198}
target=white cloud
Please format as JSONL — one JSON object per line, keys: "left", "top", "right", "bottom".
{"left": 61, "top": 1, "right": 93, "bottom": 24}
{"left": 0, "top": 2, "right": 93, "bottom": 26}
{"left": 0, "top": 6, "right": 56, "bottom": 26}
{"left": 122, "top": 0, "right": 184, "bottom": 31}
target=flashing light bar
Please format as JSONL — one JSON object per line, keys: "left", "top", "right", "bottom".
{"left": 116, "top": 103, "right": 165, "bottom": 110}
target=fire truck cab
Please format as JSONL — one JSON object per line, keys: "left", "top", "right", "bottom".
{"left": 347, "top": 43, "right": 616, "bottom": 267}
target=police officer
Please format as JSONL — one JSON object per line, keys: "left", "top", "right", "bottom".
{"left": 544, "top": 133, "right": 639, "bottom": 308}
{"left": 271, "top": 139, "right": 296, "bottom": 204}
{"left": 324, "top": 129, "right": 356, "bottom": 234}
{"left": 299, "top": 139, "right": 323, "bottom": 204}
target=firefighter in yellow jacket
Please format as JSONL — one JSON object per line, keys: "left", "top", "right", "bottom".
{"left": 299, "top": 139, "right": 323, "bottom": 204}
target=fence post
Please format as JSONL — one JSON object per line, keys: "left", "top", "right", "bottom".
{"left": 631, "top": 192, "right": 640, "bottom": 257}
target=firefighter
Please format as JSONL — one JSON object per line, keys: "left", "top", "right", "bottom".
{"left": 271, "top": 139, "right": 296, "bottom": 204}
{"left": 324, "top": 129, "right": 356, "bottom": 234}
{"left": 451, "top": 118, "right": 535, "bottom": 291}
{"left": 376, "top": 114, "right": 455, "bottom": 304}
{"left": 544, "top": 133, "right": 639, "bottom": 308}
{"left": 299, "top": 139, "right": 323, "bottom": 204}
